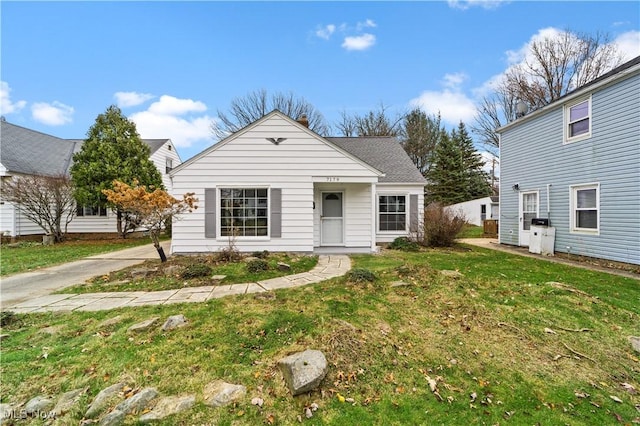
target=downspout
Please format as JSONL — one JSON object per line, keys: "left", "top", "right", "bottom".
{"left": 546, "top": 184, "right": 552, "bottom": 225}
{"left": 371, "top": 182, "right": 377, "bottom": 252}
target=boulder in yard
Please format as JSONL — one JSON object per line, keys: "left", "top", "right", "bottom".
{"left": 278, "top": 349, "right": 328, "bottom": 396}
{"left": 139, "top": 395, "right": 195, "bottom": 422}
{"left": 127, "top": 317, "right": 160, "bottom": 333}
{"left": 630, "top": 336, "right": 640, "bottom": 354}
{"left": 114, "top": 387, "right": 158, "bottom": 415}
{"left": 85, "top": 382, "right": 126, "bottom": 419}
{"left": 162, "top": 314, "right": 188, "bottom": 331}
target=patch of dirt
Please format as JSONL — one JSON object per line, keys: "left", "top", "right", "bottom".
{"left": 552, "top": 252, "right": 640, "bottom": 275}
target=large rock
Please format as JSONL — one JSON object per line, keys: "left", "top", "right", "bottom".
{"left": 24, "top": 395, "right": 54, "bottom": 415}
{"left": 99, "top": 409, "right": 125, "bottom": 426}
{"left": 53, "top": 387, "right": 86, "bottom": 416}
{"left": 162, "top": 315, "right": 188, "bottom": 331}
{"left": 114, "top": 387, "right": 158, "bottom": 415}
{"left": 127, "top": 317, "right": 160, "bottom": 333}
{"left": 278, "top": 349, "right": 328, "bottom": 396}
{"left": 86, "top": 382, "right": 126, "bottom": 419}
{"left": 630, "top": 336, "right": 640, "bottom": 354}
{"left": 138, "top": 395, "right": 195, "bottom": 422}
{"left": 203, "top": 381, "right": 246, "bottom": 407}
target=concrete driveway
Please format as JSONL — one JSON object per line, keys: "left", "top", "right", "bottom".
{"left": 0, "top": 241, "right": 170, "bottom": 308}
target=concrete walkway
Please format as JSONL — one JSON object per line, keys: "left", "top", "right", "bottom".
{"left": 4, "top": 254, "right": 351, "bottom": 314}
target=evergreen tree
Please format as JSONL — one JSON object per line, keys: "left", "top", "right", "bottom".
{"left": 453, "top": 121, "right": 492, "bottom": 200}
{"left": 426, "top": 130, "right": 466, "bottom": 205}
{"left": 426, "top": 122, "right": 491, "bottom": 205}
{"left": 70, "top": 105, "right": 163, "bottom": 237}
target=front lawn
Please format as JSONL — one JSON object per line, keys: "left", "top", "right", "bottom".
{"left": 57, "top": 252, "right": 319, "bottom": 293}
{"left": 1, "top": 245, "right": 638, "bottom": 425}
{"left": 0, "top": 237, "right": 157, "bottom": 276}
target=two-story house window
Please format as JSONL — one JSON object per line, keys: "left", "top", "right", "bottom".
{"left": 166, "top": 158, "right": 173, "bottom": 174}
{"left": 564, "top": 96, "right": 591, "bottom": 143}
{"left": 570, "top": 183, "right": 599, "bottom": 234}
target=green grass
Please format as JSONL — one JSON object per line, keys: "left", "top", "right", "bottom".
{"left": 0, "top": 237, "right": 157, "bottom": 276}
{"left": 57, "top": 253, "right": 319, "bottom": 293}
{"left": 1, "top": 245, "right": 638, "bottom": 425}
{"left": 457, "top": 224, "right": 485, "bottom": 238}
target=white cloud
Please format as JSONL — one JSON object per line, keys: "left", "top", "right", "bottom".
{"left": 31, "top": 101, "right": 74, "bottom": 125}
{"left": 356, "top": 19, "right": 376, "bottom": 30}
{"left": 316, "top": 24, "right": 336, "bottom": 40}
{"left": 0, "top": 81, "right": 27, "bottom": 115}
{"left": 147, "top": 95, "right": 207, "bottom": 115}
{"left": 342, "top": 33, "right": 376, "bottom": 51}
{"left": 114, "top": 91, "right": 155, "bottom": 108}
{"left": 614, "top": 30, "right": 640, "bottom": 60}
{"left": 448, "top": 0, "right": 507, "bottom": 10}
{"left": 129, "top": 95, "right": 212, "bottom": 149}
{"left": 410, "top": 72, "right": 477, "bottom": 126}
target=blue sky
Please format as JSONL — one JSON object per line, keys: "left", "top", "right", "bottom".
{"left": 2, "top": 1, "right": 639, "bottom": 162}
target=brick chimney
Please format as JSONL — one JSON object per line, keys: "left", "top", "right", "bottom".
{"left": 296, "top": 114, "right": 309, "bottom": 128}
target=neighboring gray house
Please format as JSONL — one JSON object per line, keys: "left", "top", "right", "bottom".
{"left": 0, "top": 119, "right": 181, "bottom": 238}
{"left": 170, "top": 110, "right": 426, "bottom": 254}
{"left": 446, "top": 196, "right": 499, "bottom": 226}
{"left": 497, "top": 55, "right": 640, "bottom": 265}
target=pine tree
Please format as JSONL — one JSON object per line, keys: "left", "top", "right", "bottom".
{"left": 453, "top": 121, "right": 492, "bottom": 200}
{"left": 70, "top": 105, "right": 163, "bottom": 237}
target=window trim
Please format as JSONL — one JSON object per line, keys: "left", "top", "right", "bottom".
{"left": 377, "top": 193, "right": 408, "bottom": 233}
{"left": 76, "top": 204, "right": 108, "bottom": 217}
{"left": 564, "top": 95, "right": 592, "bottom": 144}
{"left": 570, "top": 183, "right": 600, "bottom": 235}
{"left": 217, "top": 186, "right": 270, "bottom": 240}
{"left": 165, "top": 158, "right": 173, "bottom": 174}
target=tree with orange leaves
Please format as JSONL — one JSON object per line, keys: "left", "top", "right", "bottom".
{"left": 103, "top": 180, "right": 197, "bottom": 262}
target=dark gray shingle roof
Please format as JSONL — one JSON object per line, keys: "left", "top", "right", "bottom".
{"left": 1, "top": 120, "right": 168, "bottom": 176}
{"left": 326, "top": 136, "right": 426, "bottom": 184}
{"left": 0, "top": 120, "right": 76, "bottom": 176}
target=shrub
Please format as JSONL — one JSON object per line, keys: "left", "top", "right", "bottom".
{"left": 216, "top": 245, "right": 242, "bottom": 263}
{"left": 388, "top": 236, "right": 420, "bottom": 252}
{"left": 421, "top": 202, "right": 466, "bottom": 247}
{"left": 1, "top": 311, "right": 22, "bottom": 327}
{"left": 346, "top": 268, "right": 376, "bottom": 283}
{"left": 246, "top": 259, "right": 269, "bottom": 273}
{"left": 251, "top": 250, "right": 270, "bottom": 259}
{"left": 180, "top": 264, "right": 212, "bottom": 279}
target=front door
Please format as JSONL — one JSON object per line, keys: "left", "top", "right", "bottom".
{"left": 519, "top": 191, "right": 539, "bottom": 246}
{"left": 321, "top": 192, "right": 344, "bottom": 245}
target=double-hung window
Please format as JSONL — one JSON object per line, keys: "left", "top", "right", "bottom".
{"left": 77, "top": 204, "right": 108, "bottom": 217}
{"left": 565, "top": 97, "right": 591, "bottom": 143}
{"left": 379, "top": 195, "right": 407, "bottom": 232}
{"left": 220, "top": 188, "right": 268, "bottom": 237}
{"left": 570, "top": 183, "right": 599, "bottom": 234}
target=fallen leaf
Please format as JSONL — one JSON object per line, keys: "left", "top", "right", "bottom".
{"left": 251, "top": 397, "right": 264, "bottom": 407}
{"left": 426, "top": 376, "right": 437, "bottom": 392}
{"left": 337, "top": 394, "right": 345, "bottom": 403}
{"left": 544, "top": 327, "right": 557, "bottom": 334}
{"left": 610, "top": 395, "right": 623, "bottom": 403}
{"left": 470, "top": 392, "right": 477, "bottom": 403}
{"left": 305, "top": 408, "right": 313, "bottom": 418}
{"left": 575, "top": 392, "right": 590, "bottom": 398}
{"left": 621, "top": 383, "right": 637, "bottom": 394}
{"left": 266, "top": 413, "right": 275, "bottom": 424}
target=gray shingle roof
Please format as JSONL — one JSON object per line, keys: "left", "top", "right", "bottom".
{"left": 0, "top": 120, "right": 76, "bottom": 176}
{"left": 326, "top": 136, "right": 426, "bottom": 184}
{"left": 1, "top": 120, "right": 168, "bottom": 176}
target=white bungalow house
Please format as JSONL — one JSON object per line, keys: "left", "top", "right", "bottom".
{"left": 497, "top": 55, "right": 640, "bottom": 265}
{"left": 169, "top": 110, "right": 426, "bottom": 254}
{"left": 0, "top": 119, "right": 181, "bottom": 238}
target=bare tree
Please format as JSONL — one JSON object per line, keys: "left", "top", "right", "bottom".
{"left": 212, "top": 89, "right": 330, "bottom": 138}
{"left": 472, "top": 29, "right": 624, "bottom": 151}
{"left": 2, "top": 175, "right": 76, "bottom": 242}
{"left": 335, "top": 103, "right": 404, "bottom": 137}
{"left": 399, "top": 109, "right": 443, "bottom": 177}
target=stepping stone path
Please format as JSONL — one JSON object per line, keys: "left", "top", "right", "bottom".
{"left": 278, "top": 349, "right": 328, "bottom": 396}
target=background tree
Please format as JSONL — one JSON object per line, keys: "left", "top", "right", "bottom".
{"left": 472, "top": 29, "right": 623, "bottom": 152}
{"left": 1, "top": 175, "right": 76, "bottom": 242}
{"left": 70, "top": 105, "right": 163, "bottom": 238}
{"left": 213, "top": 89, "right": 330, "bottom": 138}
{"left": 334, "top": 103, "right": 403, "bottom": 136}
{"left": 399, "top": 109, "right": 442, "bottom": 177}
{"left": 103, "top": 180, "right": 197, "bottom": 262}
{"left": 426, "top": 122, "right": 491, "bottom": 205}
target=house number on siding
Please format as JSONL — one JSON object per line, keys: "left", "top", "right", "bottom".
{"left": 326, "top": 177, "right": 340, "bottom": 182}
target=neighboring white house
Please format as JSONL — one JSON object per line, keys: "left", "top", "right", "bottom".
{"left": 497, "top": 55, "right": 640, "bottom": 265}
{"left": 0, "top": 119, "right": 181, "bottom": 238}
{"left": 170, "top": 110, "right": 427, "bottom": 254}
{"left": 446, "top": 196, "right": 499, "bottom": 226}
